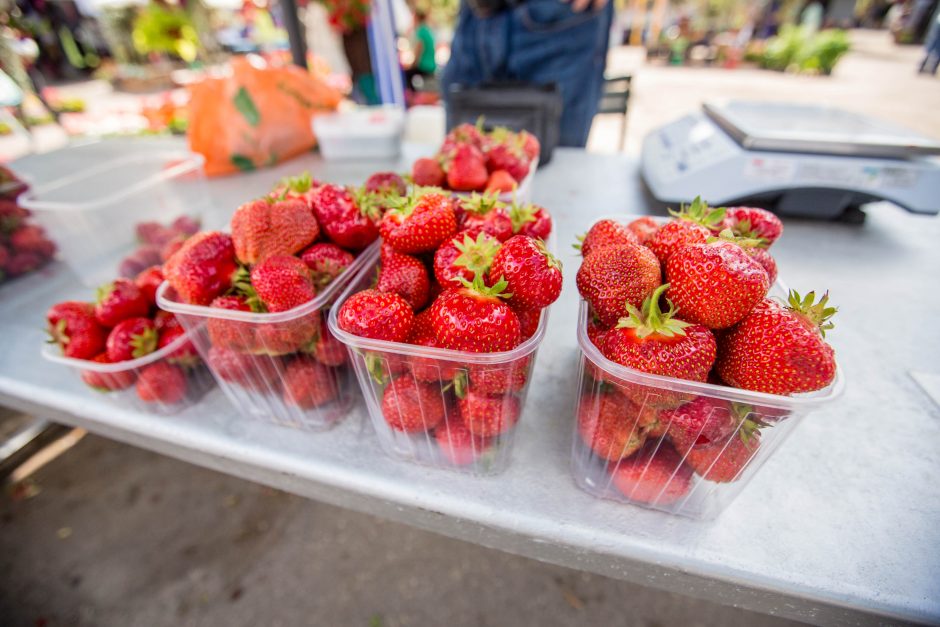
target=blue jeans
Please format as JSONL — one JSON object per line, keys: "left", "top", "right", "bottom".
{"left": 441, "top": 0, "right": 613, "bottom": 147}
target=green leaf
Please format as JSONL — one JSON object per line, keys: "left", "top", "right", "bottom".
{"left": 233, "top": 87, "right": 260, "bottom": 127}
{"left": 230, "top": 154, "right": 255, "bottom": 172}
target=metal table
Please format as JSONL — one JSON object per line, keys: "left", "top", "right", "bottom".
{"left": 2, "top": 140, "right": 938, "bottom": 625}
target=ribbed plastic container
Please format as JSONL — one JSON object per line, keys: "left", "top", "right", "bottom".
{"left": 156, "top": 244, "right": 376, "bottom": 431}
{"left": 327, "top": 247, "right": 550, "bottom": 475}
{"left": 19, "top": 150, "right": 210, "bottom": 286}
{"left": 571, "top": 225, "right": 844, "bottom": 519}
{"left": 42, "top": 323, "right": 215, "bottom": 415}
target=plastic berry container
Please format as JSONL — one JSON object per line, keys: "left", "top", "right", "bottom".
{"left": 41, "top": 323, "right": 216, "bottom": 416}
{"left": 156, "top": 244, "right": 376, "bottom": 432}
{"left": 18, "top": 149, "right": 210, "bottom": 287}
{"left": 452, "top": 156, "right": 538, "bottom": 206}
{"left": 571, "top": 217, "right": 844, "bottom": 519}
{"left": 327, "top": 246, "right": 551, "bottom": 475}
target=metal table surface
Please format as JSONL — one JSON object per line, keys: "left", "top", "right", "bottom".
{"left": 1, "top": 139, "right": 938, "bottom": 625}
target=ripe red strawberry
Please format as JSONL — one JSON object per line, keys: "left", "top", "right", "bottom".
{"left": 136, "top": 221, "right": 176, "bottom": 247}
{"left": 467, "top": 355, "right": 530, "bottom": 395}
{"left": 461, "top": 195, "right": 513, "bottom": 241}
{"left": 255, "top": 316, "right": 321, "bottom": 355}
{"left": 10, "top": 224, "right": 55, "bottom": 257}
{"left": 157, "top": 325, "right": 199, "bottom": 368}
{"left": 412, "top": 157, "right": 446, "bottom": 187}
{"left": 94, "top": 279, "right": 150, "bottom": 328}
{"left": 576, "top": 242, "right": 661, "bottom": 327}
{"left": 513, "top": 306, "right": 541, "bottom": 341}
{"left": 647, "top": 197, "right": 725, "bottom": 263}
{"left": 458, "top": 391, "right": 520, "bottom": 437}
{"left": 249, "top": 255, "right": 317, "bottom": 312}
{"left": 433, "top": 229, "right": 501, "bottom": 289}
{"left": 134, "top": 266, "right": 164, "bottom": 307}
{"left": 269, "top": 172, "right": 319, "bottom": 208}
{"left": 716, "top": 290, "right": 838, "bottom": 395}
{"left": 403, "top": 309, "right": 459, "bottom": 382}
{"left": 231, "top": 197, "right": 320, "bottom": 265}
{"left": 160, "top": 236, "right": 186, "bottom": 262}
{"left": 485, "top": 170, "right": 517, "bottom": 193}
{"left": 381, "top": 191, "right": 457, "bottom": 254}
{"left": 446, "top": 144, "right": 488, "bottom": 191}
{"left": 685, "top": 429, "right": 761, "bottom": 482}
{"left": 381, "top": 376, "right": 446, "bottom": 432}
{"left": 164, "top": 231, "right": 238, "bottom": 306}
{"left": 586, "top": 315, "right": 608, "bottom": 350}
{"left": 488, "top": 235, "right": 562, "bottom": 310}
{"left": 299, "top": 242, "right": 355, "bottom": 288}
{"left": 724, "top": 206, "right": 782, "bottom": 246}
{"left": 377, "top": 246, "right": 430, "bottom": 310}
{"left": 46, "top": 301, "right": 107, "bottom": 360}
{"left": 206, "top": 295, "right": 257, "bottom": 351}
{"left": 153, "top": 310, "right": 180, "bottom": 333}
{"left": 207, "top": 346, "right": 282, "bottom": 390}
{"left": 577, "top": 392, "right": 648, "bottom": 461}
{"left": 508, "top": 202, "right": 552, "bottom": 241}
{"left": 80, "top": 354, "right": 137, "bottom": 391}
{"left": 312, "top": 328, "right": 348, "bottom": 366}
{"left": 660, "top": 396, "right": 742, "bottom": 452}
{"left": 171, "top": 215, "right": 200, "bottom": 236}
{"left": 310, "top": 184, "right": 379, "bottom": 251}
{"left": 665, "top": 240, "right": 770, "bottom": 329}
{"left": 626, "top": 216, "right": 659, "bottom": 245}
{"left": 601, "top": 284, "right": 716, "bottom": 402}
{"left": 435, "top": 417, "right": 490, "bottom": 466}
{"left": 364, "top": 171, "right": 407, "bottom": 196}
{"left": 745, "top": 246, "right": 777, "bottom": 285}
{"left": 519, "top": 130, "right": 540, "bottom": 161}
{"left": 442, "top": 122, "right": 485, "bottom": 151}
{"left": 106, "top": 317, "right": 157, "bottom": 362}
{"left": 429, "top": 276, "right": 521, "bottom": 353}
{"left": 136, "top": 362, "right": 187, "bottom": 404}
{"left": 282, "top": 357, "right": 339, "bottom": 408}
{"left": 337, "top": 289, "right": 414, "bottom": 342}
{"left": 612, "top": 443, "right": 693, "bottom": 506}
{"left": 485, "top": 142, "right": 530, "bottom": 182}
{"left": 576, "top": 219, "right": 638, "bottom": 257}
{"left": 4, "top": 251, "right": 45, "bottom": 276}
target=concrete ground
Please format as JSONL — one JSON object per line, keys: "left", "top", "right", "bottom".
{"left": 1, "top": 28, "right": 934, "bottom": 627}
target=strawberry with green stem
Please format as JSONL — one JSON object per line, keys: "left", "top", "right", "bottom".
{"left": 106, "top": 317, "right": 158, "bottom": 362}
{"left": 433, "top": 229, "right": 502, "bottom": 289}
{"left": 311, "top": 184, "right": 379, "bottom": 251}
{"left": 164, "top": 231, "right": 239, "bottom": 306}
{"left": 576, "top": 242, "right": 661, "bottom": 327}
{"left": 429, "top": 274, "right": 521, "bottom": 353}
{"left": 647, "top": 196, "right": 725, "bottom": 264}
{"left": 46, "top": 301, "right": 107, "bottom": 360}
{"left": 337, "top": 289, "right": 414, "bottom": 343}
{"left": 723, "top": 206, "right": 783, "bottom": 246}
{"left": 684, "top": 427, "right": 762, "bottom": 483}
{"left": 380, "top": 190, "right": 457, "bottom": 254}
{"left": 230, "top": 197, "right": 320, "bottom": 265}
{"left": 95, "top": 279, "right": 151, "bottom": 328}
{"left": 488, "top": 235, "right": 562, "bottom": 310}
{"left": 577, "top": 392, "right": 648, "bottom": 461}
{"left": 445, "top": 144, "right": 488, "bottom": 191}
{"left": 508, "top": 202, "right": 552, "bottom": 241}
{"left": 299, "top": 242, "right": 355, "bottom": 289}
{"left": 377, "top": 246, "right": 430, "bottom": 311}
{"left": 574, "top": 219, "right": 638, "bottom": 257}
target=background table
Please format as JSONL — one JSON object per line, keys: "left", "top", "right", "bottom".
{"left": 2, "top": 138, "right": 938, "bottom": 625}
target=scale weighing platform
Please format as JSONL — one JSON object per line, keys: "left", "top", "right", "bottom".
{"left": 641, "top": 101, "right": 940, "bottom": 219}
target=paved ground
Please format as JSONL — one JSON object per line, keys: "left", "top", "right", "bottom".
{"left": 1, "top": 28, "right": 934, "bottom": 627}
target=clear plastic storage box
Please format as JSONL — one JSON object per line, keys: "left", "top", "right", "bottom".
{"left": 19, "top": 149, "right": 210, "bottom": 286}
{"left": 313, "top": 106, "right": 404, "bottom": 160}
{"left": 156, "top": 244, "right": 376, "bottom": 431}
{"left": 42, "top": 323, "right": 215, "bottom": 416}
{"left": 328, "top": 247, "right": 551, "bottom": 475}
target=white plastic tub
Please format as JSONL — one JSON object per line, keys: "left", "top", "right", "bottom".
{"left": 313, "top": 107, "right": 404, "bottom": 160}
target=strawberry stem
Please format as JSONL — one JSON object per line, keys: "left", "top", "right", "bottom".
{"left": 615, "top": 283, "right": 691, "bottom": 339}
{"left": 667, "top": 195, "right": 726, "bottom": 228}
{"left": 786, "top": 289, "right": 837, "bottom": 336}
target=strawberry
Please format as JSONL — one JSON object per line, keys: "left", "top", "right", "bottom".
{"left": 249, "top": 255, "right": 317, "bottom": 312}
{"left": 445, "top": 144, "right": 488, "bottom": 191}
{"left": 337, "top": 289, "right": 414, "bottom": 342}
{"left": 514, "top": 307, "right": 541, "bottom": 341}
{"left": 443, "top": 122, "right": 485, "bottom": 152}
{"left": 576, "top": 242, "right": 661, "bottom": 327}
{"left": 230, "top": 197, "right": 320, "bottom": 265}
{"left": 134, "top": 266, "right": 164, "bottom": 307}
{"left": 586, "top": 315, "right": 609, "bottom": 350}
{"left": 660, "top": 396, "right": 743, "bottom": 452}
{"left": 106, "top": 317, "right": 157, "bottom": 362}
{"left": 207, "top": 346, "right": 282, "bottom": 390}
{"left": 164, "top": 231, "right": 238, "bottom": 306}
{"left": 467, "top": 356, "right": 530, "bottom": 395}
{"left": 299, "top": 242, "right": 355, "bottom": 288}
{"left": 429, "top": 275, "right": 521, "bottom": 353}
{"left": 485, "top": 170, "right": 517, "bottom": 193}
{"left": 310, "top": 184, "right": 379, "bottom": 251}
{"left": 153, "top": 310, "right": 180, "bottom": 332}
{"left": 255, "top": 316, "right": 321, "bottom": 355}
{"left": 157, "top": 325, "right": 199, "bottom": 368}
{"left": 577, "top": 392, "right": 648, "bottom": 461}
{"left": 136, "top": 362, "right": 187, "bottom": 404}
{"left": 136, "top": 221, "right": 177, "bottom": 247}
{"left": 46, "top": 301, "right": 107, "bottom": 360}
{"left": 745, "top": 247, "right": 777, "bottom": 285}
{"left": 601, "top": 284, "right": 716, "bottom": 387}
{"left": 10, "top": 224, "right": 55, "bottom": 257}
{"left": 519, "top": 130, "right": 540, "bottom": 161}
{"left": 364, "top": 171, "right": 406, "bottom": 196}
{"left": 412, "top": 157, "right": 446, "bottom": 187}
{"left": 4, "top": 251, "right": 45, "bottom": 276}
{"left": 95, "top": 279, "right": 150, "bottom": 327}
{"left": 665, "top": 240, "right": 770, "bottom": 329}
{"left": 80, "top": 354, "right": 137, "bottom": 391}
{"left": 484, "top": 142, "right": 530, "bottom": 182}
{"left": 611, "top": 443, "right": 693, "bottom": 506}
{"left": 433, "top": 229, "right": 501, "bottom": 289}
{"left": 575, "top": 219, "right": 639, "bottom": 257}
{"left": 161, "top": 236, "right": 186, "bottom": 262}
{"left": 724, "top": 206, "right": 782, "bottom": 246}
{"left": 508, "top": 202, "right": 552, "bottom": 241}
{"left": 458, "top": 390, "right": 520, "bottom": 437}
{"left": 403, "top": 309, "right": 459, "bottom": 382}
{"left": 311, "top": 328, "right": 347, "bottom": 366}
{"left": 282, "top": 356, "right": 339, "bottom": 408}
{"left": 461, "top": 195, "right": 513, "bottom": 241}
{"left": 626, "top": 216, "right": 659, "bottom": 245}
{"left": 380, "top": 191, "right": 457, "bottom": 254}
{"left": 377, "top": 246, "right": 430, "bottom": 310}
{"left": 685, "top": 429, "right": 761, "bottom": 483}
{"left": 716, "top": 290, "right": 837, "bottom": 395}
{"left": 381, "top": 376, "right": 446, "bottom": 432}
{"left": 488, "top": 235, "right": 562, "bottom": 310}
{"left": 171, "top": 215, "right": 201, "bottom": 236}
{"left": 206, "top": 295, "right": 257, "bottom": 351}
{"left": 435, "top": 417, "right": 490, "bottom": 466}
{"left": 647, "top": 197, "right": 725, "bottom": 264}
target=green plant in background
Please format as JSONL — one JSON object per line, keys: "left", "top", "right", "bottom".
{"left": 131, "top": 2, "right": 200, "bottom": 63}
{"left": 760, "top": 25, "right": 850, "bottom": 75}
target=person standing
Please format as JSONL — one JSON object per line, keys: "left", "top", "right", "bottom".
{"left": 406, "top": 9, "right": 437, "bottom": 91}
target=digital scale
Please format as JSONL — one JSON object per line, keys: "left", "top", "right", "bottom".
{"left": 641, "top": 101, "right": 940, "bottom": 220}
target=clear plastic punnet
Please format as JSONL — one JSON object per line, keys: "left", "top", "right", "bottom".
{"left": 571, "top": 217, "right": 844, "bottom": 519}
{"left": 42, "top": 323, "right": 215, "bottom": 415}
{"left": 327, "top": 246, "right": 551, "bottom": 475}
{"left": 156, "top": 243, "right": 376, "bottom": 431}
{"left": 19, "top": 150, "right": 210, "bottom": 286}
{"left": 453, "top": 156, "right": 538, "bottom": 206}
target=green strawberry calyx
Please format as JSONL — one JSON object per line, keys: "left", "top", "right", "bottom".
{"left": 508, "top": 202, "right": 537, "bottom": 233}
{"left": 384, "top": 185, "right": 445, "bottom": 219}
{"left": 731, "top": 402, "right": 771, "bottom": 449}
{"left": 459, "top": 192, "right": 503, "bottom": 216}
{"left": 130, "top": 326, "right": 158, "bottom": 359}
{"left": 786, "top": 289, "right": 837, "bottom": 337}
{"left": 668, "top": 195, "right": 725, "bottom": 229}
{"left": 452, "top": 232, "right": 500, "bottom": 277}
{"left": 708, "top": 227, "right": 766, "bottom": 249}
{"left": 351, "top": 186, "right": 385, "bottom": 221}
{"left": 615, "top": 283, "right": 691, "bottom": 339}
{"left": 279, "top": 171, "right": 314, "bottom": 195}
{"left": 230, "top": 266, "right": 269, "bottom": 313}
{"left": 534, "top": 238, "right": 562, "bottom": 272}
{"left": 95, "top": 282, "right": 115, "bottom": 304}
{"left": 457, "top": 272, "right": 512, "bottom": 300}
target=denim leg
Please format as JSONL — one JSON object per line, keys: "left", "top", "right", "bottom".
{"left": 441, "top": 7, "right": 510, "bottom": 106}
